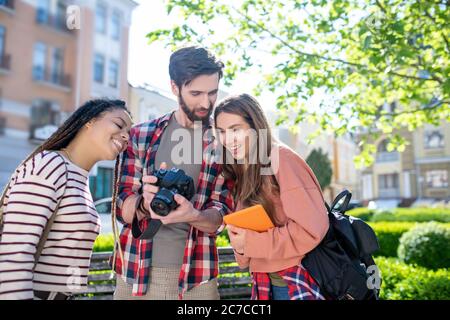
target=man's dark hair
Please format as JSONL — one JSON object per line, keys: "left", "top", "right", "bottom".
{"left": 169, "top": 46, "right": 224, "bottom": 88}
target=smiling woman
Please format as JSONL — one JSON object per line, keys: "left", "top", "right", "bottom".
{"left": 0, "top": 99, "right": 132, "bottom": 300}
{"left": 214, "top": 93, "right": 329, "bottom": 301}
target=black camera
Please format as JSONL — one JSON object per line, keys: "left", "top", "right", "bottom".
{"left": 150, "top": 168, "right": 196, "bottom": 216}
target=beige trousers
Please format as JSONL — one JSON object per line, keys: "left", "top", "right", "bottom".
{"left": 113, "top": 266, "right": 220, "bottom": 300}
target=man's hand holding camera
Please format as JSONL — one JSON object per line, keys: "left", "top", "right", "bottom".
{"left": 140, "top": 163, "right": 200, "bottom": 225}
{"left": 138, "top": 162, "right": 222, "bottom": 234}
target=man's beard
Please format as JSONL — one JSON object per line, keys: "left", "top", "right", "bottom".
{"left": 179, "top": 93, "right": 213, "bottom": 126}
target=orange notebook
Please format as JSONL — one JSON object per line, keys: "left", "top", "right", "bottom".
{"left": 223, "top": 205, "right": 275, "bottom": 232}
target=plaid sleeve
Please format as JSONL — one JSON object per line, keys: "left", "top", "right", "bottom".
{"left": 116, "top": 126, "right": 143, "bottom": 225}
{"left": 203, "top": 167, "right": 234, "bottom": 234}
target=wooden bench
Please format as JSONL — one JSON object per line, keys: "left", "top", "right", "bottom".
{"left": 73, "top": 247, "right": 252, "bottom": 300}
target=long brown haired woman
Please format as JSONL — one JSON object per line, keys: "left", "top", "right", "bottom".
{"left": 0, "top": 99, "right": 132, "bottom": 300}
{"left": 214, "top": 94, "right": 329, "bottom": 300}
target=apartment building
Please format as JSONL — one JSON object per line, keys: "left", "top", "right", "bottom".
{"left": 270, "top": 114, "right": 361, "bottom": 204}
{"left": 128, "top": 83, "right": 177, "bottom": 124}
{"left": 0, "top": 0, "right": 137, "bottom": 196}
{"left": 360, "top": 120, "right": 450, "bottom": 206}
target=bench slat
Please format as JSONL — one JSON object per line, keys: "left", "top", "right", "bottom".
{"left": 80, "top": 284, "right": 116, "bottom": 294}
{"left": 88, "top": 273, "right": 115, "bottom": 282}
{"left": 90, "top": 252, "right": 112, "bottom": 261}
{"left": 75, "top": 294, "right": 114, "bottom": 300}
{"left": 219, "top": 287, "right": 252, "bottom": 298}
{"left": 84, "top": 248, "right": 252, "bottom": 300}
{"left": 219, "top": 266, "right": 249, "bottom": 274}
{"left": 89, "top": 261, "right": 113, "bottom": 271}
{"left": 218, "top": 277, "right": 252, "bottom": 286}
{"left": 218, "top": 255, "right": 238, "bottom": 263}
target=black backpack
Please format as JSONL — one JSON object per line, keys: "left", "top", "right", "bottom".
{"left": 302, "top": 190, "right": 381, "bottom": 300}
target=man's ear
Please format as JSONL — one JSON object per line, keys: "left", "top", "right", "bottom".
{"left": 170, "top": 80, "right": 180, "bottom": 96}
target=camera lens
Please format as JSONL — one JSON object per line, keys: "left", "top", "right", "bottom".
{"left": 151, "top": 198, "right": 170, "bottom": 216}
{"left": 150, "top": 188, "right": 177, "bottom": 217}
{"left": 154, "top": 202, "right": 165, "bottom": 211}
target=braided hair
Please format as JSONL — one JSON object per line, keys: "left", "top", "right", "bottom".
{"left": 0, "top": 99, "right": 130, "bottom": 267}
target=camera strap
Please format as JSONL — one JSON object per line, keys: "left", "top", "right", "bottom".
{"left": 132, "top": 215, "right": 162, "bottom": 239}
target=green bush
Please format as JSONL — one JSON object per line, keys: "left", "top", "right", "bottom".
{"left": 346, "top": 208, "right": 375, "bottom": 221}
{"left": 372, "top": 208, "right": 450, "bottom": 223}
{"left": 93, "top": 232, "right": 232, "bottom": 252}
{"left": 93, "top": 233, "right": 114, "bottom": 252}
{"left": 375, "top": 257, "right": 450, "bottom": 300}
{"left": 216, "top": 234, "right": 230, "bottom": 247}
{"left": 369, "top": 222, "right": 450, "bottom": 258}
{"left": 346, "top": 208, "right": 450, "bottom": 223}
{"left": 398, "top": 222, "right": 450, "bottom": 270}
{"left": 369, "top": 222, "right": 417, "bottom": 257}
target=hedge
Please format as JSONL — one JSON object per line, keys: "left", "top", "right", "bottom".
{"left": 93, "top": 233, "right": 114, "bottom": 252}
{"left": 93, "top": 233, "right": 232, "bottom": 252}
{"left": 93, "top": 235, "right": 450, "bottom": 299}
{"left": 371, "top": 222, "right": 450, "bottom": 258}
{"left": 369, "top": 222, "right": 419, "bottom": 257}
{"left": 397, "top": 222, "right": 450, "bottom": 270}
{"left": 94, "top": 222, "right": 450, "bottom": 259}
{"left": 347, "top": 208, "right": 450, "bottom": 223}
{"left": 375, "top": 257, "right": 450, "bottom": 300}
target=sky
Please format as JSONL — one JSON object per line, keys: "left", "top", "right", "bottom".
{"left": 127, "top": 0, "right": 277, "bottom": 110}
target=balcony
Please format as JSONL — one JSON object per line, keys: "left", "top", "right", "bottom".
{"left": 32, "top": 67, "right": 71, "bottom": 89}
{"left": 378, "top": 188, "right": 401, "bottom": 198}
{"left": 0, "top": 54, "right": 11, "bottom": 72}
{"left": 0, "top": 0, "right": 15, "bottom": 12}
{"left": 36, "top": 11, "right": 72, "bottom": 34}
{"left": 376, "top": 151, "right": 399, "bottom": 163}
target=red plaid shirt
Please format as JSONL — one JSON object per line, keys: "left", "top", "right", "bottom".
{"left": 251, "top": 264, "right": 325, "bottom": 300}
{"left": 113, "top": 112, "right": 234, "bottom": 298}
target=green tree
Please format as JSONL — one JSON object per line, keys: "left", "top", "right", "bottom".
{"left": 306, "top": 148, "right": 332, "bottom": 190}
{"left": 148, "top": 0, "right": 449, "bottom": 166}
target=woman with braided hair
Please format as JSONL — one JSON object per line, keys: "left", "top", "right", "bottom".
{"left": 0, "top": 99, "right": 132, "bottom": 300}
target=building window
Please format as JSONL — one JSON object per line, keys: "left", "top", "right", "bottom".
{"left": 426, "top": 170, "right": 448, "bottom": 189}
{"left": 56, "top": 1, "right": 67, "bottom": 30}
{"left": 378, "top": 173, "right": 400, "bottom": 198}
{"left": 0, "top": 25, "right": 5, "bottom": 58}
{"left": 93, "top": 54, "right": 105, "bottom": 83}
{"left": 386, "top": 101, "right": 397, "bottom": 114}
{"left": 89, "top": 167, "right": 113, "bottom": 200}
{"left": 36, "top": 0, "right": 50, "bottom": 24}
{"left": 95, "top": 3, "right": 107, "bottom": 34}
{"left": 111, "top": 10, "right": 121, "bottom": 40}
{"left": 379, "top": 173, "right": 399, "bottom": 189}
{"left": 377, "top": 139, "right": 389, "bottom": 153}
{"left": 108, "top": 59, "right": 119, "bottom": 88}
{"left": 376, "top": 139, "right": 399, "bottom": 162}
{"left": 0, "top": 117, "right": 5, "bottom": 135}
{"left": 0, "top": 25, "right": 8, "bottom": 70}
{"left": 0, "top": 0, "right": 15, "bottom": 10}
{"left": 30, "top": 100, "right": 61, "bottom": 140}
{"left": 424, "top": 130, "right": 444, "bottom": 149}
{"left": 51, "top": 48, "right": 64, "bottom": 84}
{"left": 32, "top": 42, "right": 47, "bottom": 81}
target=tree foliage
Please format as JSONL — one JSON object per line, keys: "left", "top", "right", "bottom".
{"left": 148, "top": 0, "right": 450, "bottom": 166}
{"left": 306, "top": 148, "right": 333, "bottom": 190}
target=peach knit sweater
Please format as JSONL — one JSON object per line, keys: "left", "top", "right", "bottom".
{"left": 234, "top": 145, "right": 329, "bottom": 273}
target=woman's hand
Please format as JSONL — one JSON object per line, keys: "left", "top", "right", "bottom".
{"left": 226, "top": 225, "right": 246, "bottom": 255}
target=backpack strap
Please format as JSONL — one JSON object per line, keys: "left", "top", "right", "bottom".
{"left": 330, "top": 190, "right": 352, "bottom": 214}
{"left": 33, "top": 153, "right": 69, "bottom": 270}
{"left": 324, "top": 202, "right": 331, "bottom": 214}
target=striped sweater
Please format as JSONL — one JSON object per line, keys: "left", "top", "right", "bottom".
{"left": 0, "top": 151, "right": 100, "bottom": 300}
